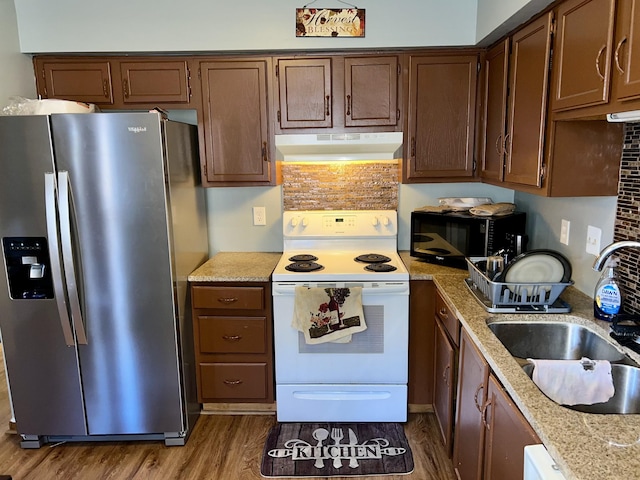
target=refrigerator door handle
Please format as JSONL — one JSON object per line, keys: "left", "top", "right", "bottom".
{"left": 57, "top": 171, "right": 88, "bottom": 345}
{"left": 44, "top": 172, "right": 76, "bottom": 347}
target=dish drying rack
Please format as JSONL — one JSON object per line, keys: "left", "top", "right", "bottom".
{"left": 465, "top": 257, "right": 572, "bottom": 313}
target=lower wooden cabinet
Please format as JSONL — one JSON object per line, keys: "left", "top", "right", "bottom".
{"left": 432, "top": 290, "right": 460, "bottom": 456}
{"left": 453, "top": 328, "right": 539, "bottom": 480}
{"left": 191, "top": 282, "right": 274, "bottom": 403}
{"left": 408, "top": 280, "right": 436, "bottom": 405}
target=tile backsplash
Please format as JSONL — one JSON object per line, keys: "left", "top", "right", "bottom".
{"left": 282, "top": 160, "right": 399, "bottom": 211}
{"left": 614, "top": 122, "right": 640, "bottom": 314}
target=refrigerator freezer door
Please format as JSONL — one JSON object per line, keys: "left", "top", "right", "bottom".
{"left": 0, "top": 115, "right": 87, "bottom": 436}
{"left": 50, "top": 113, "right": 185, "bottom": 435}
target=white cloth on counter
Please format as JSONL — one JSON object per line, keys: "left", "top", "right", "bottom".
{"left": 292, "top": 286, "right": 366, "bottom": 345}
{"left": 528, "top": 357, "right": 615, "bottom": 406}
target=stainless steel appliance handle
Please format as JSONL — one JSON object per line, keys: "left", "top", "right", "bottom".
{"left": 57, "top": 171, "right": 88, "bottom": 345}
{"left": 44, "top": 172, "right": 76, "bottom": 347}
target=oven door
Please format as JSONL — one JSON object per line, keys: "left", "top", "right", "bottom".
{"left": 272, "top": 281, "right": 409, "bottom": 421}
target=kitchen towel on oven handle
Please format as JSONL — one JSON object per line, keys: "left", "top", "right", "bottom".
{"left": 292, "top": 286, "right": 367, "bottom": 344}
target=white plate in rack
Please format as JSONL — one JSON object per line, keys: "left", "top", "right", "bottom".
{"left": 503, "top": 250, "right": 572, "bottom": 284}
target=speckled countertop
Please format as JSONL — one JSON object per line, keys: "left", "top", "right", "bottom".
{"left": 188, "top": 252, "right": 282, "bottom": 282}
{"left": 401, "top": 252, "right": 640, "bottom": 480}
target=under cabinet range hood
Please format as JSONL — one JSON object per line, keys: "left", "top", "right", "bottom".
{"left": 607, "top": 110, "right": 640, "bottom": 122}
{"left": 275, "top": 132, "right": 403, "bottom": 161}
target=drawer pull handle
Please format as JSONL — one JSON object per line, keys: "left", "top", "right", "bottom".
{"left": 218, "top": 297, "right": 238, "bottom": 304}
{"left": 222, "top": 335, "right": 242, "bottom": 341}
{"left": 223, "top": 379, "right": 243, "bottom": 386}
{"left": 615, "top": 36, "right": 628, "bottom": 74}
{"left": 595, "top": 44, "right": 606, "bottom": 81}
{"left": 474, "top": 383, "right": 485, "bottom": 411}
{"left": 442, "top": 364, "right": 450, "bottom": 384}
{"left": 439, "top": 308, "right": 448, "bottom": 316}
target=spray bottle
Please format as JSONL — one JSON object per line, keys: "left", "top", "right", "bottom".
{"left": 594, "top": 256, "right": 623, "bottom": 321}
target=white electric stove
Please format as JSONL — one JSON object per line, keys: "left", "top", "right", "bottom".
{"left": 272, "top": 210, "right": 409, "bottom": 422}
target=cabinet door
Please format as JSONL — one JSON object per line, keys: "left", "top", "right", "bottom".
{"left": 200, "top": 60, "right": 271, "bottom": 184}
{"left": 406, "top": 55, "right": 478, "bottom": 181}
{"left": 344, "top": 56, "right": 399, "bottom": 127}
{"left": 433, "top": 319, "right": 456, "bottom": 456}
{"left": 38, "top": 60, "right": 114, "bottom": 104}
{"left": 552, "top": 0, "right": 615, "bottom": 111}
{"left": 483, "top": 375, "right": 540, "bottom": 480}
{"left": 614, "top": 0, "right": 640, "bottom": 101}
{"left": 408, "top": 280, "right": 435, "bottom": 405}
{"left": 120, "top": 60, "right": 191, "bottom": 104}
{"left": 505, "top": 13, "right": 553, "bottom": 187}
{"left": 480, "top": 40, "right": 509, "bottom": 182}
{"left": 277, "top": 58, "right": 332, "bottom": 128}
{"left": 452, "top": 330, "right": 489, "bottom": 480}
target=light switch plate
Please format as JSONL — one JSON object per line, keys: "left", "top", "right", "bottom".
{"left": 560, "top": 219, "right": 570, "bottom": 245}
{"left": 586, "top": 225, "right": 602, "bottom": 255}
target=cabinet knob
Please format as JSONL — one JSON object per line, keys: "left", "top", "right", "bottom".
{"left": 439, "top": 308, "right": 448, "bottom": 316}
{"left": 615, "top": 37, "right": 628, "bottom": 74}
{"left": 123, "top": 79, "right": 130, "bottom": 98}
{"left": 102, "top": 79, "right": 109, "bottom": 98}
{"left": 346, "top": 94, "right": 351, "bottom": 116}
{"left": 222, "top": 335, "right": 242, "bottom": 341}
{"left": 325, "top": 95, "right": 331, "bottom": 117}
{"left": 262, "top": 141, "right": 268, "bottom": 162}
{"left": 223, "top": 379, "right": 243, "bottom": 386}
{"left": 595, "top": 44, "right": 607, "bottom": 81}
{"left": 217, "top": 297, "right": 238, "bottom": 304}
{"left": 474, "top": 383, "right": 485, "bottom": 411}
{"left": 481, "top": 398, "right": 492, "bottom": 429}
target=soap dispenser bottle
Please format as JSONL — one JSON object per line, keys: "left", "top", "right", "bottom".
{"left": 594, "top": 256, "right": 623, "bottom": 321}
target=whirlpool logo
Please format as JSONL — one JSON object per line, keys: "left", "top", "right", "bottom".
{"left": 128, "top": 126, "right": 147, "bottom": 133}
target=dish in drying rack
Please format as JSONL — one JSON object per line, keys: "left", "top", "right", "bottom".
{"left": 498, "top": 249, "right": 572, "bottom": 284}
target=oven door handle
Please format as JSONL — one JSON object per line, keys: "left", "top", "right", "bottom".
{"left": 272, "top": 283, "right": 409, "bottom": 295}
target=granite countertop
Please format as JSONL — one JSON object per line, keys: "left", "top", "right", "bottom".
{"left": 188, "top": 252, "right": 282, "bottom": 282}
{"left": 401, "top": 252, "right": 640, "bottom": 480}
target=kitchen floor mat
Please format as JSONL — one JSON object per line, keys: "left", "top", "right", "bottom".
{"left": 260, "top": 422, "right": 414, "bottom": 478}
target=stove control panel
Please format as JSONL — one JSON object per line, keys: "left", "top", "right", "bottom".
{"left": 283, "top": 210, "right": 397, "bottom": 237}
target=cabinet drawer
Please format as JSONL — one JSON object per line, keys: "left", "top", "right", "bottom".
{"left": 436, "top": 292, "right": 460, "bottom": 346}
{"left": 193, "top": 286, "right": 264, "bottom": 310}
{"left": 200, "top": 363, "right": 267, "bottom": 400}
{"left": 198, "top": 316, "right": 266, "bottom": 354}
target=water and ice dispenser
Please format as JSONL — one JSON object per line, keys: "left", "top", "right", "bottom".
{"left": 2, "top": 237, "right": 54, "bottom": 299}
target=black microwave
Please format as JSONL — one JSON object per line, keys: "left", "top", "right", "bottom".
{"left": 410, "top": 210, "right": 527, "bottom": 269}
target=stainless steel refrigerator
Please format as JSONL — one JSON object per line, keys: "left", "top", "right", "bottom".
{"left": 0, "top": 112, "right": 209, "bottom": 448}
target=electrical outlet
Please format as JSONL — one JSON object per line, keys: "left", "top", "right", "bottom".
{"left": 586, "top": 225, "right": 602, "bottom": 255}
{"left": 560, "top": 219, "right": 570, "bottom": 245}
{"left": 253, "top": 206, "right": 266, "bottom": 226}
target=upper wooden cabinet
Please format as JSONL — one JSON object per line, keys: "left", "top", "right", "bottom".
{"left": 34, "top": 57, "right": 193, "bottom": 108}
{"left": 551, "top": 0, "right": 616, "bottom": 111}
{"left": 119, "top": 60, "right": 191, "bottom": 104}
{"left": 551, "top": 0, "right": 640, "bottom": 114}
{"left": 504, "top": 13, "right": 553, "bottom": 188}
{"left": 480, "top": 39, "right": 510, "bottom": 182}
{"left": 344, "top": 56, "right": 400, "bottom": 127}
{"left": 613, "top": 0, "right": 640, "bottom": 102}
{"left": 36, "top": 59, "right": 114, "bottom": 105}
{"left": 199, "top": 58, "right": 273, "bottom": 186}
{"left": 274, "top": 55, "right": 401, "bottom": 132}
{"left": 404, "top": 53, "right": 479, "bottom": 183}
{"left": 276, "top": 58, "right": 333, "bottom": 129}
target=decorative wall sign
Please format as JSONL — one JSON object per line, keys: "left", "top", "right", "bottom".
{"left": 296, "top": 8, "right": 365, "bottom": 37}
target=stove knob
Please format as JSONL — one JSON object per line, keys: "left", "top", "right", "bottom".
{"left": 290, "top": 217, "right": 299, "bottom": 227}
{"left": 381, "top": 216, "right": 390, "bottom": 226}
{"left": 371, "top": 217, "right": 379, "bottom": 226}
{"left": 301, "top": 217, "right": 309, "bottom": 227}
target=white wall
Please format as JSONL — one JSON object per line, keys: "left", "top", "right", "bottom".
{"left": 14, "top": 0, "right": 478, "bottom": 53}
{"left": 475, "top": 0, "right": 555, "bottom": 44}
{"left": 0, "top": 0, "right": 34, "bottom": 106}
{"left": 514, "top": 192, "right": 618, "bottom": 296}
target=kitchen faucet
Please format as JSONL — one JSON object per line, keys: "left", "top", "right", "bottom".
{"left": 593, "top": 240, "right": 640, "bottom": 271}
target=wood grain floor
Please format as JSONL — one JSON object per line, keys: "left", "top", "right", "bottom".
{"left": 0, "top": 350, "right": 456, "bottom": 479}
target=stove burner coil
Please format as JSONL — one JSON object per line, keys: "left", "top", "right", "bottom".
{"left": 288, "top": 254, "right": 318, "bottom": 262}
{"left": 355, "top": 253, "right": 392, "bottom": 264}
{"left": 365, "top": 263, "right": 397, "bottom": 272}
{"left": 285, "top": 262, "right": 324, "bottom": 272}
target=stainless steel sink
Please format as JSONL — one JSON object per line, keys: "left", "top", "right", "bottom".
{"left": 487, "top": 321, "right": 632, "bottom": 364}
{"left": 487, "top": 320, "right": 640, "bottom": 414}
